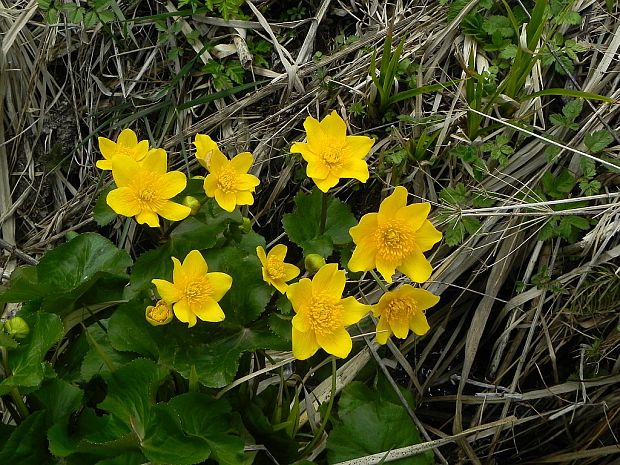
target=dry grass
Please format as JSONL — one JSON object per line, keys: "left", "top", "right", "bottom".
{"left": 1, "top": 0, "right": 619, "bottom": 463}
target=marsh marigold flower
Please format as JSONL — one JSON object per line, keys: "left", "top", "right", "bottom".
{"left": 290, "top": 111, "right": 374, "bottom": 192}
{"left": 145, "top": 300, "right": 174, "bottom": 326}
{"left": 203, "top": 151, "right": 260, "bottom": 212}
{"left": 373, "top": 285, "right": 439, "bottom": 344}
{"left": 348, "top": 186, "right": 442, "bottom": 283}
{"left": 194, "top": 134, "right": 224, "bottom": 170}
{"left": 106, "top": 150, "right": 191, "bottom": 227}
{"left": 257, "top": 245, "right": 300, "bottom": 293}
{"left": 152, "top": 250, "right": 232, "bottom": 328}
{"left": 97, "top": 128, "right": 149, "bottom": 170}
{"left": 287, "top": 263, "right": 370, "bottom": 360}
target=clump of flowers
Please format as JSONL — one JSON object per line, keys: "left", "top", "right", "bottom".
{"left": 200, "top": 147, "right": 260, "bottom": 212}
{"left": 286, "top": 263, "right": 370, "bottom": 360}
{"left": 290, "top": 111, "right": 374, "bottom": 192}
{"left": 256, "top": 245, "right": 300, "bottom": 293}
{"left": 152, "top": 250, "right": 233, "bottom": 328}
{"left": 372, "top": 285, "right": 439, "bottom": 344}
{"left": 106, "top": 150, "right": 191, "bottom": 227}
{"left": 97, "top": 128, "right": 149, "bottom": 170}
{"left": 348, "top": 186, "right": 442, "bottom": 283}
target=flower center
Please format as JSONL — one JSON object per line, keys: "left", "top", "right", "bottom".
{"left": 184, "top": 279, "right": 212, "bottom": 304}
{"left": 217, "top": 168, "right": 237, "bottom": 193}
{"left": 147, "top": 301, "right": 172, "bottom": 323}
{"left": 306, "top": 293, "right": 343, "bottom": 336}
{"left": 321, "top": 148, "right": 343, "bottom": 168}
{"left": 266, "top": 256, "right": 285, "bottom": 280}
{"left": 384, "top": 297, "right": 418, "bottom": 323}
{"left": 374, "top": 221, "right": 416, "bottom": 263}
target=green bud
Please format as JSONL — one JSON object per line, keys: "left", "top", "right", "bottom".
{"left": 241, "top": 217, "right": 252, "bottom": 233}
{"left": 4, "top": 316, "right": 30, "bottom": 339}
{"left": 182, "top": 196, "right": 201, "bottom": 216}
{"left": 304, "top": 254, "right": 326, "bottom": 274}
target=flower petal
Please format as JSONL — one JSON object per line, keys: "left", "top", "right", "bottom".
{"left": 154, "top": 171, "right": 187, "bottom": 199}
{"left": 338, "top": 158, "right": 369, "bottom": 183}
{"left": 235, "top": 191, "right": 254, "bottom": 206}
{"left": 312, "top": 174, "right": 339, "bottom": 193}
{"left": 342, "top": 296, "right": 370, "bottom": 325}
{"left": 106, "top": 187, "right": 141, "bottom": 217}
{"left": 269, "top": 244, "right": 288, "bottom": 261}
{"left": 230, "top": 151, "right": 253, "bottom": 172}
{"left": 286, "top": 279, "right": 313, "bottom": 312}
{"left": 98, "top": 137, "right": 116, "bottom": 160}
{"left": 414, "top": 220, "right": 443, "bottom": 252}
{"left": 173, "top": 300, "right": 197, "bottom": 327}
{"left": 349, "top": 213, "right": 378, "bottom": 243}
{"left": 408, "top": 288, "right": 440, "bottom": 310}
{"left": 111, "top": 155, "right": 139, "bottom": 187}
{"left": 343, "top": 135, "right": 374, "bottom": 159}
{"left": 320, "top": 111, "right": 347, "bottom": 140}
{"left": 316, "top": 327, "right": 352, "bottom": 358}
{"left": 390, "top": 317, "right": 410, "bottom": 339}
{"left": 142, "top": 148, "right": 168, "bottom": 174}
{"left": 271, "top": 279, "right": 288, "bottom": 294}
{"left": 157, "top": 201, "right": 191, "bottom": 222}
{"left": 207, "top": 272, "right": 233, "bottom": 301}
{"left": 172, "top": 256, "right": 184, "bottom": 283}
{"left": 312, "top": 263, "right": 345, "bottom": 298}
{"left": 398, "top": 250, "right": 433, "bottom": 283}
{"left": 194, "top": 134, "right": 222, "bottom": 169}
{"left": 303, "top": 116, "right": 325, "bottom": 142}
{"left": 152, "top": 279, "right": 181, "bottom": 303}
{"left": 203, "top": 174, "right": 218, "bottom": 197}
{"left": 256, "top": 246, "right": 268, "bottom": 267}
{"left": 208, "top": 150, "right": 228, "bottom": 174}
{"left": 96, "top": 159, "right": 113, "bottom": 170}
{"left": 292, "top": 328, "right": 320, "bottom": 360}
{"left": 192, "top": 298, "right": 225, "bottom": 322}
{"left": 290, "top": 141, "right": 309, "bottom": 155}
{"left": 182, "top": 250, "right": 208, "bottom": 275}
{"left": 284, "top": 263, "right": 300, "bottom": 281}
{"left": 135, "top": 211, "right": 160, "bottom": 227}
{"left": 117, "top": 128, "right": 138, "bottom": 147}
{"left": 347, "top": 245, "right": 375, "bottom": 273}
{"left": 214, "top": 190, "right": 237, "bottom": 212}
{"left": 410, "top": 312, "right": 430, "bottom": 336}
{"left": 236, "top": 173, "right": 260, "bottom": 190}
{"left": 396, "top": 203, "right": 431, "bottom": 232}
{"left": 306, "top": 158, "right": 330, "bottom": 180}
{"left": 378, "top": 186, "right": 409, "bottom": 219}
{"left": 375, "top": 316, "right": 391, "bottom": 345}
{"left": 292, "top": 313, "right": 310, "bottom": 332}
{"left": 375, "top": 256, "right": 397, "bottom": 283}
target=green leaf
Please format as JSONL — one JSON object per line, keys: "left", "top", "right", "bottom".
{"left": 80, "top": 321, "right": 135, "bottom": 381}
{"left": 482, "top": 15, "right": 514, "bottom": 38}
{"left": 579, "top": 158, "right": 597, "bottom": 179}
{"left": 327, "top": 382, "right": 432, "bottom": 465}
{"left": 0, "top": 411, "right": 53, "bottom": 465}
{"left": 462, "top": 217, "right": 481, "bottom": 235}
{"left": 95, "top": 452, "right": 147, "bottom": 465}
{"left": 439, "top": 183, "right": 468, "bottom": 206}
{"left": 283, "top": 188, "right": 357, "bottom": 257}
{"left": 562, "top": 99, "right": 583, "bottom": 122}
{"left": 584, "top": 130, "right": 614, "bottom": 153}
{"left": 94, "top": 187, "right": 117, "bottom": 226}
{"left": 32, "top": 378, "right": 83, "bottom": 423}
{"left": 0, "top": 312, "right": 63, "bottom": 395}
{"left": 444, "top": 219, "right": 465, "bottom": 246}
{"left": 563, "top": 215, "right": 590, "bottom": 230}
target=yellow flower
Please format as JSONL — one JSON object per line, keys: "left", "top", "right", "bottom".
{"left": 97, "top": 128, "right": 149, "bottom": 170}
{"left": 290, "top": 111, "right": 374, "bottom": 192}
{"left": 145, "top": 300, "right": 174, "bottom": 326}
{"left": 152, "top": 250, "right": 233, "bottom": 328}
{"left": 194, "top": 134, "right": 225, "bottom": 170}
{"left": 106, "top": 150, "right": 191, "bottom": 227}
{"left": 348, "top": 186, "right": 442, "bottom": 283}
{"left": 203, "top": 151, "right": 260, "bottom": 212}
{"left": 256, "top": 245, "right": 300, "bottom": 293}
{"left": 287, "top": 263, "right": 370, "bottom": 360}
{"left": 373, "top": 285, "right": 439, "bottom": 344}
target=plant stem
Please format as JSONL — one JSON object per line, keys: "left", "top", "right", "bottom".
{"left": 369, "top": 269, "right": 389, "bottom": 293}
{"left": 319, "top": 191, "right": 329, "bottom": 235}
{"left": 10, "top": 388, "right": 29, "bottom": 419}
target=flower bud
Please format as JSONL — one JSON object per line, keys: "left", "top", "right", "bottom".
{"left": 4, "top": 316, "right": 30, "bottom": 339}
{"left": 241, "top": 217, "right": 252, "bottom": 233}
{"left": 182, "top": 196, "right": 201, "bottom": 216}
{"left": 304, "top": 254, "right": 326, "bottom": 274}
{"left": 145, "top": 300, "right": 173, "bottom": 326}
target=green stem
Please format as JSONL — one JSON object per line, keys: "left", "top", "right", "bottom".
{"left": 300, "top": 358, "right": 337, "bottom": 457}
{"left": 319, "top": 192, "right": 329, "bottom": 235}
{"left": 10, "top": 388, "right": 29, "bottom": 419}
{"left": 369, "top": 269, "right": 389, "bottom": 293}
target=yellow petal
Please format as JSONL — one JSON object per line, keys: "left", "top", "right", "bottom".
{"left": 214, "top": 190, "right": 237, "bottom": 212}
{"left": 292, "top": 328, "right": 320, "bottom": 360}
{"left": 375, "top": 257, "right": 397, "bottom": 283}
{"left": 286, "top": 278, "right": 313, "bottom": 312}
{"left": 230, "top": 152, "right": 253, "bottom": 173}
{"left": 173, "top": 300, "right": 197, "bottom": 327}
{"left": 396, "top": 203, "right": 431, "bottom": 232}
{"left": 142, "top": 148, "right": 168, "bottom": 174}
{"left": 135, "top": 141, "right": 150, "bottom": 160}
{"left": 182, "top": 250, "right": 208, "bottom": 276}
{"left": 111, "top": 155, "right": 139, "bottom": 187}
{"left": 320, "top": 111, "right": 347, "bottom": 140}
{"left": 302, "top": 116, "right": 325, "bottom": 142}
{"left": 154, "top": 171, "right": 187, "bottom": 199}
{"left": 342, "top": 296, "right": 370, "bottom": 325}
{"left": 207, "top": 272, "right": 233, "bottom": 301}
{"left": 312, "top": 174, "right": 339, "bottom": 192}
{"left": 410, "top": 312, "right": 430, "bottom": 336}
{"left": 306, "top": 158, "right": 330, "bottom": 180}
{"left": 135, "top": 211, "right": 160, "bottom": 227}
{"left": 312, "top": 263, "right": 345, "bottom": 298}
{"left": 106, "top": 187, "right": 141, "bottom": 217}
{"left": 98, "top": 137, "right": 116, "bottom": 160}
{"left": 203, "top": 175, "right": 218, "bottom": 197}
{"left": 347, "top": 245, "right": 375, "bottom": 273}
{"left": 290, "top": 141, "right": 309, "bottom": 155}
{"left": 283, "top": 263, "right": 300, "bottom": 281}
{"left": 236, "top": 173, "right": 260, "bottom": 190}
{"left": 152, "top": 279, "right": 181, "bottom": 303}
{"left": 414, "top": 220, "right": 443, "bottom": 252}
{"left": 343, "top": 135, "right": 374, "bottom": 159}
{"left": 378, "top": 186, "right": 408, "bottom": 219}
{"left": 338, "top": 158, "right": 369, "bottom": 183}
{"left": 349, "top": 213, "right": 378, "bottom": 243}
{"left": 235, "top": 191, "right": 254, "bottom": 206}
{"left": 398, "top": 250, "right": 433, "bottom": 283}
{"left": 271, "top": 279, "right": 288, "bottom": 294}
{"left": 316, "top": 327, "right": 352, "bottom": 358}
{"left": 269, "top": 244, "right": 288, "bottom": 261}
{"left": 96, "top": 159, "right": 113, "bottom": 170}
{"left": 194, "top": 134, "right": 222, "bottom": 169}
{"left": 375, "top": 316, "right": 391, "bottom": 345}
{"left": 291, "top": 313, "right": 309, "bottom": 332}
{"left": 208, "top": 150, "right": 228, "bottom": 174}
{"left": 157, "top": 201, "right": 191, "bottom": 222}
{"left": 407, "top": 288, "right": 440, "bottom": 310}
{"left": 117, "top": 128, "right": 138, "bottom": 147}
{"left": 192, "top": 298, "right": 225, "bottom": 322}
{"left": 390, "top": 317, "right": 410, "bottom": 339}
{"left": 171, "top": 256, "right": 184, "bottom": 283}
{"left": 256, "top": 246, "right": 268, "bottom": 267}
